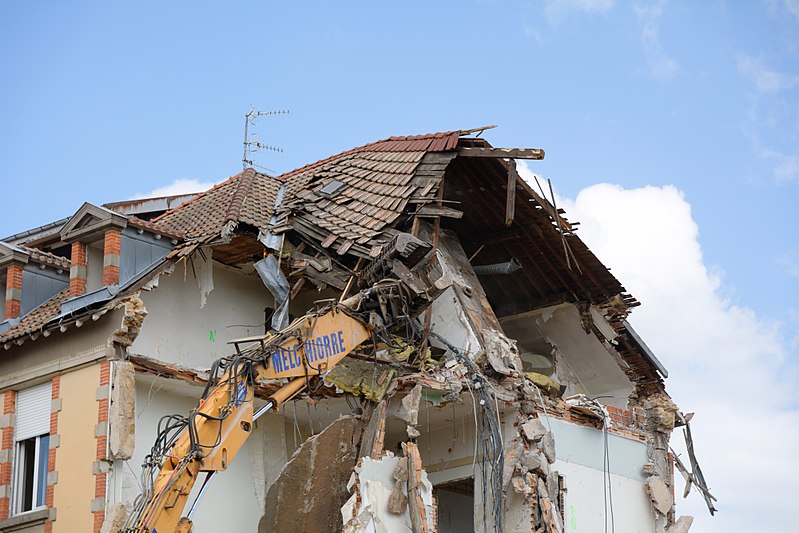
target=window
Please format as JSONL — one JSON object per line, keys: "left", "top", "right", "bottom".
{"left": 12, "top": 382, "right": 51, "bottom": 515}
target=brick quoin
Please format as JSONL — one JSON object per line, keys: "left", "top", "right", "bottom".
{"left": 4, "top": 263, "right": 23, "bottom": 319}
{"left": 94, "top": 362, "right": 111, "bottom": 532}
{"left": 70, "top": 241, "right": 88, "bottom": 297}
{"left": 42, "top": 376, "right": 60, "bottom": 532}
{"left": 102, "top": 229, "right": 121, "bottom": 286}
{"left": 0, "top": 390, "right": 16, "bottom": 520}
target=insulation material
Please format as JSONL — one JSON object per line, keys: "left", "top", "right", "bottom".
{"left": 342, "top": 453, "right": 434, "bottom": 533}
{"left": 323, "top": 358, "right": 396, "bottom": 403}
{"left": 109, "top": 361, "right": 136, "bottom": 460}
{"left": 196, "top": 246, "right": 214, "bottom": 308}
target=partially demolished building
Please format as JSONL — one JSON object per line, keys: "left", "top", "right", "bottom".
{"left": 0, "top": 130, "right": 709, "bottom": 533}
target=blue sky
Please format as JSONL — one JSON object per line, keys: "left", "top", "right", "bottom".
{"left": 2, "top": 1, "right": 798, "bottom": 531}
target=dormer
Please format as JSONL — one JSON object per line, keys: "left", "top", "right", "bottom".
{"left": 0, "top": 243, "right": 69, "bottom": 322}
{"left": 0, "top": 243, "right": 29, "bottom": 319}
{"left": 60, "top": 203, "right": 128, "bottom": 296}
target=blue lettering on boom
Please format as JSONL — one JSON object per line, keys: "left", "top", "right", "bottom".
{"left": 271, "top": 330, "right": 346, "bottom": 373}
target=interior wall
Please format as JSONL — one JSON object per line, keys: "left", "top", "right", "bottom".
{"left": 131, "top": 263, "right": 273, "bottom": 370}
{"left": 52, "top": 364, "right": 99, "bottom": 533}
{"left": 547, "top": 417, "right": 655, "bottom": 532}
{"left": 503, "top": 304, "right": 634, "bottom": 407}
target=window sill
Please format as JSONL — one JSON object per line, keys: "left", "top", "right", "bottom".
{"left": 0, "top": 508, "right": 54, "bottom": 531}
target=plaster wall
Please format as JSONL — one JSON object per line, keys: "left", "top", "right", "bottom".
{"left": 131, "top": 263, "right": 273, "bottom": 370}
{"left": 112, "top": 378, "right": 285, "bottom": 531}
{"left": 0, "top": 314, "right": 117, "bottom": 390}
{"left": 429, "top": 287, "right": 483, "bottom": 358}
{"left": 510, "top": 304, "right": 634, "bottom": 407}
{"left": 52, "top": 364, "right": 99, "bottom": 533}
{"left": 547, "top": 417, "right": 655, "bottom": 532}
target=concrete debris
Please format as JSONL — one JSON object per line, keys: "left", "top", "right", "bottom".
{"left": 537, "top": 478, "right": 563, "bottom": 533}
{"left": 324, "top": 358, "right": 396, "bottom": 403}
{"left": 99, "top": 503, "right": 129, "bottom": 533}
{"left": 666, "top": 515, "right": 694, "bottom": 533}
{"left": 645, "top": 475, "right": 674, "bottom": 516}
{"left": 564, "top": 394, "right": 609, "bottom": 422}
{"left": 519, "top": 449, "right": 550, "bottom": 477}
{"left": 523, "top": 371, "right": 562, "bottom": 396}
{"left": 399, "top": 383, "right": 423, "bottom": 428}
{"left": 640, "top": 391, "right": 679, "bottom": 433}
{"left": 545, "top": 471, "right": 559, "bottom": 504}
{"left": 109, "top": 360, "right": 136, "bottom": 460}
{"left": 260, "top": 416, "right": 363, "bottom": 533}
{"left": 521, "top": 418, "right": 548, "bottom": 442}
{"left": 387, "top": 457, "right": 409, "bottom": 514}
{"left": 342, "top": 452, "right": 434, "bottom": 533}
{"left": 482, "top": 328, "right": 524, "bottom": 377}
{"left": 110, "top": 294, "right": 148, "bottom": 349}
{"left": 539, "top": 431, "right": 557, "bottom": 464}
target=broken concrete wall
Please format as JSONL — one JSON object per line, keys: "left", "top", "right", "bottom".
{"left": 108, "top": 360, "right": 135, "bottom": 460}
{"left": 342, "top": 451, "right": 435, "bottom": 533}
{"left": 504, "top": 304, "right": 634, "bottom": 407}
{"left": 422, "top": 225, "right": 505, "bottom": 365}
{"left": 130, "top": 262, "right": 273, "bottom": 370}
{"left": 260, "top": 416, "right": 363, "bottom": 533}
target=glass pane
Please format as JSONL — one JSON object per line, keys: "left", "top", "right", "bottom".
{"left": 20, "top": 438, "right": 36, "bottom": 512}
{"left": 36, "top": 435, "right": 49, "bottom": 507}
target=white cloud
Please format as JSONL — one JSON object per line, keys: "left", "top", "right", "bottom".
{"left": 778, "top": 253, "right": 799, "bottom": 278}
{"left": 517, "top": 162, "right": 799, "bottom": 532}
{"left": 545, "top": 0, "right": 615, "bottom": 24}
{"left": 635, "top": 1, "right": 679, "bottom": 80}
{"left": 134, "top": 179, "right": 215, "bottom": 200}
{"left": 737, "top": 54, "right": 799, "bottom": 94}
{"left": 762, "top": 149, "right": 799, "bottom": 181}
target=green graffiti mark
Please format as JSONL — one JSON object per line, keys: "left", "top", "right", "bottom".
{"left": 570, "top": 504, "right": 576, "bottom": 530}
{"left": 209, "top": 329, "right": 217, "bottom": 342}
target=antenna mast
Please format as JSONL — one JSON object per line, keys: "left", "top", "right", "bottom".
{"left": 242, "top": 106, "right": 288, "bottom": 171}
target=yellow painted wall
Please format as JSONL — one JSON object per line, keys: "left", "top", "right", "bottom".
{"left": 52, "top": 364, "right": 99, "bottom": 533}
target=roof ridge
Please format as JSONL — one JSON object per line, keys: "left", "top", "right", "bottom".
{"left": 128, "top": 216, "right": 185, "bottom": 240}
{"left": 152, "top": 171, "right": 244, "bottom": 226}
{"left": 224, "top": 168, "right": 256, "bottom": 224}
{"left": 275, "top": 129, "right": 461, "bottom": 183}
{"left": 17, "top": 245, "right": 71, "bottom": 269}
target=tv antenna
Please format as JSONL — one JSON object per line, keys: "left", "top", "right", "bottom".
{"left": 242, "top": 106, "right": 288, "bottom": 171}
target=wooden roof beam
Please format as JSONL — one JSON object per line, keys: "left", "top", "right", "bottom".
{"left": 458, "top": 147, "right": 545, "bottom": 160}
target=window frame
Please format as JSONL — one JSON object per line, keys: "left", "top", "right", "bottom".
{"left": 11, "top": 433, "right": 49, "bottom": 515}
{"left": 10, "top": 382, "right": 52, "bottom": 517}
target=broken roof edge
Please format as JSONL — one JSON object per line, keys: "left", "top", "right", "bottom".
{"left": 272, "top": 129, "right": 465, "bottom": 184}
{"left": 621, "top": 319, "right": 669, "bottom": 378}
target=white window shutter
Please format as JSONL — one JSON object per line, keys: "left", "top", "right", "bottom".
{"left": 15, "top": 382, "right": 52, "bottom": 441}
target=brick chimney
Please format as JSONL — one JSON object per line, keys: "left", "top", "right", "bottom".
{"left": 102, "top": 229, "right": 121, "bottom": 286}
{"left": 70, "top": 241, "right": 87, "bottom": 297}
{"left": 4, "top": 263, "right": 23, "bottom": 320}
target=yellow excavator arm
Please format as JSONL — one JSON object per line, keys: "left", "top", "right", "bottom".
{"left": 123, "top": 233, "right": 449, "bottom": 533}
